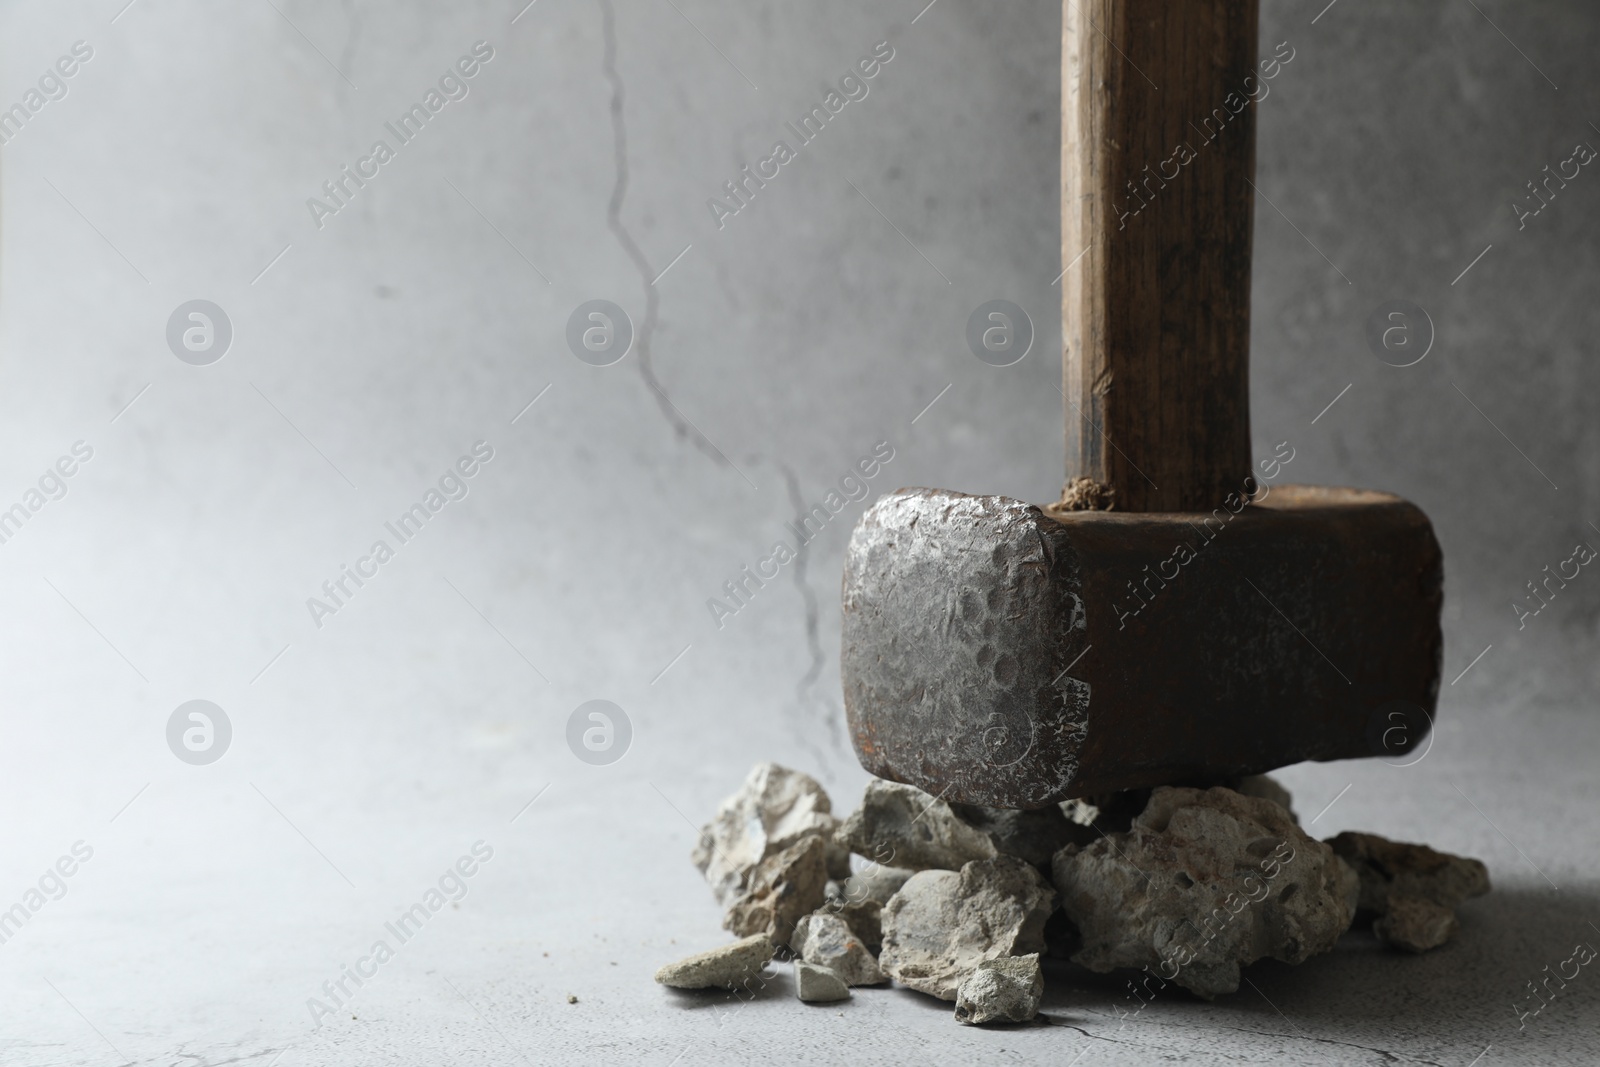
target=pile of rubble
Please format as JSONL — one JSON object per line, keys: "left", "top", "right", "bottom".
{"left": 654, "top": 764, "right": 1490, "bottom": 1024}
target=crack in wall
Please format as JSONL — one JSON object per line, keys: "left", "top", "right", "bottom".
{"left": 778, "top": 461, "right": 845, "bottom": 772}
{"left": 337, "top": 0, "right": 364, "bottom": 83}
{"left": 598, "top": 0, "right": 728, "bottom": 468}
{"left": 597, "top": 0, "right": 845, "bottom": 775}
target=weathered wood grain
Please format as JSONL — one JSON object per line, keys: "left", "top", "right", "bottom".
{"left": 1062, "top": 0, "right": 1260, "bottom": 512}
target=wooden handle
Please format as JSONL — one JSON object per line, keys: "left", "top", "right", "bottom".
{"left": 1062, "top": 0, "right": 1259, "bottom": 512}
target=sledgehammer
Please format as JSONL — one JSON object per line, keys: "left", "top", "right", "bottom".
{"left": 840, "top": 0, "right": 1443, "bottom": 808}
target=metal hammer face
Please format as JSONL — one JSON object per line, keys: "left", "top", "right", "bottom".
{"left": 841, "top": 485, "right": 1442, "bottom": 808}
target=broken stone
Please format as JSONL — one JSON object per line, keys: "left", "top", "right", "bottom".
{"left": 1374, "top": 894, "right": 1460, "bottom": 953}
{"left": 1326, "top": 831, "right": 1490, "bottom": 915}
{"left": 840, "top": 780, "right": 997, "bottom": 871}
{"left": 794, "top": 960, "right": 851, "bottom": 1003}
{"left": 692, "top": 763, "right": 840, "bottom": 910}
{"left": 954, "top": 954, "right": 1043, "bottom": 1025}
{"left": 821, "top": 865, "right": 915, "bottom": 950}
{"left": 655, "top": 933, "right": 776, "bottom": 990}
{"left": 723, "top": 834, "right": 829, "bottom": 945}
{"left": 793, "top": 912, "right": 884, "bottom": 986}
{"left": 1052, "top": 786, "right": 1357, "bottom": 999}
{"left": 878, "top": 856, "right": 1055, "bottom": 1001}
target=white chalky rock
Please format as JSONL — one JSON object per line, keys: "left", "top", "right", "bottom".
{"left": 654, "top": 934, "right": 775, "bottom": 990}
{"left": 1052, "top": 786, "right": 1357, "bottom": 999}
{"left": 840, "top": 780, "right": 998, "bottom": 871}
{"left": 794, "top": 960, "right": 851, "bottom": 1003}
{"left": 954, "top": 954, "right": 1043, "bottom": 1025}
{"left": 793, "top": 912, "right": 885, "bottom": 985}
{"left": 879, "top": 856, "right": 1055, "bottom": 1001}
{"left": 692, "top": 763, "right": 840, "bottom": 909}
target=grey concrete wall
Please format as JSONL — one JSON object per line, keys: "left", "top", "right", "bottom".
{"left": 2, "top": 0, "right": 1594, "bottom": 775}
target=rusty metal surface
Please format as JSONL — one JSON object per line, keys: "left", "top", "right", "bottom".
{"left": 841, "top": 486, "right": 1443, "bottom": 808}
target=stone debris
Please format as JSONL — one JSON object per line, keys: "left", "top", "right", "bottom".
{"left": 840, "top": 779, "right": 998, "bottom": 871}
{"left": 822, "top": 865, "right": 915, "bottom": 950}
{"left": 1052, "top": 786, "right": 1357, "bottom": 998}
{"left": 878, "top": 856, "right": 1055, "bottom": 1001}
{"left": 655, "top": 933, "right": 776, "bottom": 990}
{"left": 794, "top": 960, "right": 851, "bottom": 1003}
{"left": 692, "top": 763, "right": 841, "bottom": 910}
{"left": 954, "top": 954, "right": 1043, "bottom": 1025}
{"left": 1326, "top": 831, "right": 1488, "bottom": 954}
{"left": 1326, "top": 831, "right": 1490, "bottom": 914}
{"left": 667, "top": 768, "right": 1494, "bottom": 1020}
{"left": 1374, "top": 895, "right": 1460, "bottom": 953}
{"left": 723, "top": 834, "right": 829, "bottom": 945}
{"left": 793, "top": 912, "right": 885, "bottom": 986}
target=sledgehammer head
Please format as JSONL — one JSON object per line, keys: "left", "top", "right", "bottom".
{"left": 841, "top": 486, "right": 1443, "bottom": 808}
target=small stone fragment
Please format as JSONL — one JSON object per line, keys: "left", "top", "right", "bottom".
{"left": 693, "top": 763, "right": 840, "bottom": 909}
{"left": 954, "top": 954, "right": 1043, "bottom": 1025}
{"left": 1326, "top": 831, "right": 1490, "bottom": 915}
{"left": 723, "top": 834, "right": 829, "bottom": 945}
{"left": 566, "top": 994, "right": 578, "bottom": 1004}
{"left": 655, "top": 934, "right": 776, "bottom": 990}
{"left": 879, "top": 856, "right": 1055, "bottom": 1001}
{"left": 1053, "top": 786, "right": 1357, "bottom": 999}
{"left": 840, "top": 780, "right": 997, "bottom": 871}
{"left": 794, "top": 961, "right": 850, "bottom": 1003}
{"left": 793, "top": 912, "right": 884, "bottom": 986}
{"left": 1374, "top": 894, "right": 1460, "bottom": 953}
